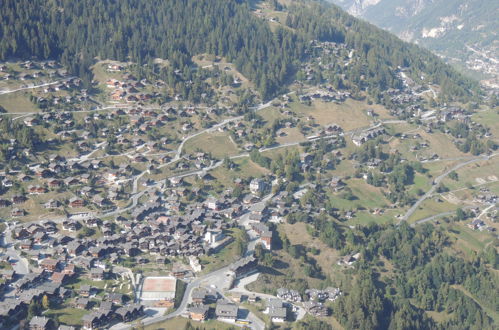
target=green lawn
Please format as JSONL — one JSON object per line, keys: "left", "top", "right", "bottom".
{"left": 408, "top": 198, "right": 459, "bottom": 224}
{"left": 183, "top": 132, "right": 239, "bottom": 158}
{"left": 46, "top": 307, "right": 87, "bottom": 327}
{"left": 472, "top": 109, "right": 499, "bottom": 138}
{"left": 145, "top": 317, "right": 234, "bottom": 330}
{"left": 327, "top": 178, "right": 390, "bottom": 211}
{"left": 210, "top": 157, "right": 269, "bottom": 188}
{"left": 0, "top": 92, "right": 39, "bottom": 113}
{"left": 289, "top": 98, "right": 372, "bottom": 131}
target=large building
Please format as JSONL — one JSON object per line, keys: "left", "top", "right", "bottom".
{"left": 139, "top": 276, "right": 177, "bottom": 307}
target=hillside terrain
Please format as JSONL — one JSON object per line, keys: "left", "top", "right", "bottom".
{"left": 329, "top": 0, "right": 499, "bottom": 88}
{"left": 0, "top": 1, "right": 497, "bottom": 330}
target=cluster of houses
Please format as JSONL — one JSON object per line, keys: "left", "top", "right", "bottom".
{"left": 305, "top": 287, "right": 342, "bottom": 302}
{"left": 0, "top": 60, "right": 66, "bottom": 82}
{"left": 184, "top": 257, "right": 260, "bottom": 323}
{"left": 352, "top": 126, "right": 386, "bottom": 146}
{"left": 0, "top": 262, "right": 144, "bottom": 330}
{"left": 106, "top": 75, "right": 155, "bottom": 103}
{"left": 277, "top": 288, "right": 303, "bottom": 302}
{"left": 299, "top": 87, "right": 350, "bottom": 103}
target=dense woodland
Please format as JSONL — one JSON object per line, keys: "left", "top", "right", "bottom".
{"left": 0, "top": 0, "right": 480, "bottom": 101}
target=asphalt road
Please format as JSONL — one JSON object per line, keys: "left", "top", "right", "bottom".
{"left": 400, "top": 153, "right": 498, "bottom": 223}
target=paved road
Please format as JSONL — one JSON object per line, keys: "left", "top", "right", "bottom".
{"left": 411, "top": 206, "right": 476, "bottom": 226}
{"left": 400, "top": 153, "right": 498, "bottom": 223}
{"left": 1, "top": 222, "right": 30, "bottom": 274}
{"left": 0, "top": 77, "right": 76, "bottom": 96}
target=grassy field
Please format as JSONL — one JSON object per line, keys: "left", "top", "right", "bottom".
{"left": 444, "top": 223, "right": 496, "bottom": 258}
{"left": 0, "top": 92, "right": 38, "bottom": 113}
{"left": 440, "top": 157, "right": 499, "bottom": 191}
{"left": 327, "top": 178, "right": 390, "bottom": 211}
{"left": 210, "top": 157, "right": 269, "bottom": 188}
{"left": 281, "top": 222, "right": 341, "bottom": 280}
{"left": 248, "top": 222, "right": 352, "bottom": 298}
{"left": 418, "top": 131, "right": 466, "bottom": 159}
{"left": 472, "top": 109, "right": 499, "bottom": 138}
{"left": 408, "top": 198, "right": 459, "bottom": 223}
{"left": 347, "top": 209, "right": 400, "bottom": 226}
{"left": 46, "top": 307, "right": 87, "bottom": 327}
{"left": 145, "top": 317, "right": 234, "bottom": 330}
{"left": 183, "top": 132, "right": 239, "bottom": 158}
{"left": 289, "top": 99, "right": 373, "bottom": 131}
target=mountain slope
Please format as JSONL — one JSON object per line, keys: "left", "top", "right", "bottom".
{"left": 0, "top": 0, "right": 480, "bottom": 101}
{"left": 329, "top": 0, "right": 499, "bottom": 88}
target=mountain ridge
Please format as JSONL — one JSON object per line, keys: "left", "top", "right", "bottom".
{"left": 328, "top": 0, "right": 499, "bottom": 88}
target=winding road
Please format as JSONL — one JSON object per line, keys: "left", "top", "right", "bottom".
{"left": 400, "top": 152, "right": 498, "bottom": 224}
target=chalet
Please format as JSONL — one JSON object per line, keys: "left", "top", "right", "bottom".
{"left": 75, "top": 298, "right": 89, "bottom": 309}
{"left": 0, "top": 269, "right": 15, "bottom": 282}
{"left": 79, "top": 285, "right": 92, "bottom": 298}
{"left": 266, "top": 299, "right": 287, "bottom": 323}
{"left": 205, "top": 197, "right": 220, "bottom": 211}
{"left": 0, "top": 199, "right": 11, "bottom": 208}
{"left": 67, "top": 241, "right": 85, "bottom": 256}
{"left": 171, "top": 265, "right": 189, "bottom": 278}
{"left": 18, "top": 174, "right": 32, "bottom": 182}
{"left": 243, "top": 194, "right": 259, "bottom": 205}
{"left": 108, "top": 64, "right": 124, "bottom": 71}
{"left": 303, "top": 301, "right": 329, "bottom": 316}
{"left": 62, "top": 264, "right": 76, "bottom": 276}
{"left": 20, "top": 239, "right": 33, "bottom": 250}
{"left": 329, "top": 176, "right": 345, "bottom": 192}
{"left": 82, "top": 312, "right": 105, "bottom": 330}
{"left": 90, "top": 268, "right": 105, "bottom": 281}
{"left": 276, "top": 288, "right": 302, "bottom": 302}
{"left": 29, "top": 316, "right": 52, "bottom": 330}
{"left": 62, "top": 220, "right": 80, "bottom": 232}
{"left": 51, "top": 272, "right": 67, "bottom": 284}
{"left": 68, "top": 197, "right": 85, "bottom": 208}
{"left": 108, "top": 293, "right": 124, "bottom": 305}
{"left": 92, "top": 195, "right": 108, "bottom": 207}
{"left": 40, "top": 258, "right": 59, "bottom": 272}
{"left": 2, "top": 178, "right": 13, "bottom": 187}
{"left": 189, "top": 305, "right": 210, "bottom": 322}
{"left": 12, "top": 194, "right": 27, "bottom": 204}
{"left": 191, "top": 287, "right": 217, "bottom": 305}
{"left": 11, "top": 208, "right": 26, "bottom": 217}
{"left": 468, "top": 219, "right": 485, "bottom": 230}
{"left": 28, "top": 185, "right": 47, "bottom": 195}
{"left": 252, "top": 223, "right": 272, "bottom": 250}
{"left": 84, "top": 217, "right": 100, "bottom": 227}
{"left": 204, "top": 229, "right": 225, "bottom": 245}
{"left": 64, "top": 177, "right": 79, "bottom": 186}
{"left": 58, "top": 326, "right": 75, "bottom": 330}
{"left": 250, "top": 178, "right": 265, "bottom": 194}
{"left": 115, "top": 304, "right": 144, "bottom": 323}
{"left": 229, "top": 255, "right": 257, "bottom": 279}
{"left": 44, "top": 199, "right": 60, "bottom": 209}
{"left": 170, "top": 177, "right": 183, "bottom": 187}
{"left": 215, "top": 302, "right": 238, "bottom": 321}
{"left": 47, "top": 179, "right": 62, "bottom": 188}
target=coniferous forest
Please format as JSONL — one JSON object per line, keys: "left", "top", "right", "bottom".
{"left": 0, "top": 0, "right": 479, "bottom": 101}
